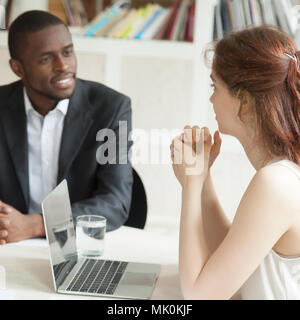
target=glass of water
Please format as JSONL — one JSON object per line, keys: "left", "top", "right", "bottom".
{"left": 76, "top": 215, "right": 106, "bottom": 259}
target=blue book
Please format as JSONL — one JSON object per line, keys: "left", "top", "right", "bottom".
{"left": 135, "top": 8, "right": 163, "bottom": 40}
{"left": 221, "top": 0, "right": 230, "bottom": 35}
{"left": 84, "top": 7, "right": 120, "bottom": 37}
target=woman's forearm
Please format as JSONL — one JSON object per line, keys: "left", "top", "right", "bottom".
{"left": 179, "top": 181, "right": 209, "bottom": 297}
{"left": 201, "top": 171, "right": 231, "bottom": 254}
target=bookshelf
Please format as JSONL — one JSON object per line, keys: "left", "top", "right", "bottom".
{"left": 0, "top": 0, "right": 216, "bottom": 124}
{"left": 0, "top": 0, "right": 219, "bottom": 220}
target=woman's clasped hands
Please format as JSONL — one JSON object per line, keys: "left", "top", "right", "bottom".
{"left": 170, "top": 126, "right": 222, "bottom": 188}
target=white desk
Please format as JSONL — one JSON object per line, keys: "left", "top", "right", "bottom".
{"left": 0, "top": 221, "right": 183, "bottom": 300}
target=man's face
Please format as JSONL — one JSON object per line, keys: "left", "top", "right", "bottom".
{"left": 16, "top": 24, "right": 77, "bottom": 102}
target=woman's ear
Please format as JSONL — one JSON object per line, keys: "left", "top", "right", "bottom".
{"left": 9, "top": 59, "right": 24, "bottom": 79}
{"left": 237, "top": 91, "right": 252, "bottom": 120}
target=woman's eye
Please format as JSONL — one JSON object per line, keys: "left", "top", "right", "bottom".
{"left": 211, "top": 84, "right": 216, "bottom": 90}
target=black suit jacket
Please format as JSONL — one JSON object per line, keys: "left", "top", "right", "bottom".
{"left": 0, "top": 79, "right": 133, "bottom": 231}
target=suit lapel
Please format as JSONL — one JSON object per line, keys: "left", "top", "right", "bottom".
{"left": 1, "top": 82, "right": 29, "bottom": 209}
{"left": 57, "top": 80, "right": 93, "bottom": 183}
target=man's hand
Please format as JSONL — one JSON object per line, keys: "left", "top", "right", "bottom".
{"left": 0, "top": 201, "right": 45, "bottom": 244}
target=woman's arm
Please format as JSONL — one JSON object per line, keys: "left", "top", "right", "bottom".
{"left": 172, "top": 127, "right": 297, "bottom": 300}
{"left": 179, "top": 180, "right": 209, "bottom": 295}
{"left": 179, "top": 163, "right": 296, "bottom": 299}
{"left": 202, "top": 170, "right": 231, "bottom": 254}
{"left": 172, "top": 127, "right": 230, "bottom": 256}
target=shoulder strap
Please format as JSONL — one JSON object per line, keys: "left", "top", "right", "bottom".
{"left": 269, "top": 160, "right": 300, "bottom": 180}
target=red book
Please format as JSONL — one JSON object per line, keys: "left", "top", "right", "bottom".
{"left": 156, "top": 0, "right": 179, "bottom": 40}
{"left": 185, "top": 1, "right": 195, "bottom": 42}
{"left": 81, "top": 0, "right": 97, "bottom": 22}
{"left": 165, "top": 5, "right": 180, "bottom": 40}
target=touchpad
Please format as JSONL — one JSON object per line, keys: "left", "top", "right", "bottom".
{"left": 122, "top": 272, "right": 156, "bottom": 287}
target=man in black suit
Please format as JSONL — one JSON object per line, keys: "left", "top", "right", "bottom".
{"left": 0, "top": 11, "right": 133, "bottom": 244}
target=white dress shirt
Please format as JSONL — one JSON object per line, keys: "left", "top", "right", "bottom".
{"left": 24, "top": 89, "right": 69, "bottom": 214}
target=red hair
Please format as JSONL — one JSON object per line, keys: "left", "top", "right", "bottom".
{"left": 211, "top": 26, "right": 300, "bottom": 165}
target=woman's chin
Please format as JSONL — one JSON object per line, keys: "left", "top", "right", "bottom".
{"left": 216, "top": 121, "right": 222, "bottom": 132}
{"left": 216, "top": 123, "right": 226, "bottom": 135}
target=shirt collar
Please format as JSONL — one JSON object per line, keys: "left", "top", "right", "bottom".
{"left": 23, "top": 87, "right": 69, "bottom": 116}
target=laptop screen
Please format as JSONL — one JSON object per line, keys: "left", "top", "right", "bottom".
{"left": 41, "top": 180, "right": 78, "bottom": 290}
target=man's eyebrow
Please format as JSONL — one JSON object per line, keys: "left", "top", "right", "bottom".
{"left": 40, "top": 44, "right": 74, "bottom": 56}
{"left": 63, "top": 44, "right": 74, "bottom": 50}
{"left": 210, "top": 74, "right": 215, "bottom": 82}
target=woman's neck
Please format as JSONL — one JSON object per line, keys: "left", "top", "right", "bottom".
{"left": 236, "top": 130, "right": 273, "bottom": 171}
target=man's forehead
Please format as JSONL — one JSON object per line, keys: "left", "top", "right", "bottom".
{"left": 24, "top": 24, "right": 72, "bottom": 53}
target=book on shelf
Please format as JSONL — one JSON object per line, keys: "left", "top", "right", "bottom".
{"left": 94, "top": 8, "right": 128, "bottom": 37}
{"left": 242, "top": 0, "right": 252, "bottom": 26}
{"left": 253, "top": 0, "right": 263, "bottom": 26}
{"left": 3, "top": 0, "right": 195, "bottom": 42}
{"left": 81, "top": 0, "right": 97, "bottom": 22}
{"left": 109, "top": 8, "right": 137, "bottom": 38}
{"left": 213, "top": 0, "right": 297, "bottom": 40}
{"left": 259, "top": 0, "right": 276, "bottom": 26}
{"left": 165, "top": 0, "right": 180, "bottom": 40}
{"left": 126, "top": 4, "right": 155, "bottom": 39}
{"left": 185, "top": 0, "right": 195, "bottom": 42}
{"left": 134, "top": 4, "right": 164, "bottom": 39}
{"left": 0, "top": 0, "right": 11, "bottom": 29}
{"left": 225, "top": 0, "right": 233, "bottom": 30}
{"left": 274, "top": 0, "right": 297, "bottom": 35}
{"left": 49, "top": 0, "right": 68, "bottom": 24}
{"left": 86, "top": 0, "right": 195, "bottom": 42}
{"left": 172, "top": 1, "right": 193, "bottom": 41}
{"left": 84, "top": 6, "right": 122, "bottom": 36}
{"left": 7, "top": 0, "right": 48, "bottom": 27}
{"left": 134, "top": 5, "right": 163, "bottom": 39}
{"left": 139, "top": 8, "right": 170, "bottom": 40}
{"left": 214, "top": 0, "right": 223, "bottom": 40}
{"left": 228, "top": 0, "right": 246, "bottom": 31}
{"left": 155, "top": 3, "right": 175, "bottom": 40}
{"left": 120, "top": 8, "right": 141, "bottom": 38}
{"left": 156, "top": 0, "right": 180, "bottom": 40}
{"left": 220, "top": 0, "right": 231, "bottom": 34}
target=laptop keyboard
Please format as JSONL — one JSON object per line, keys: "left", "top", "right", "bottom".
{"left": 65, "top": 259, "right": 128, "bottom": 295}
{"left": 54, "top": 260, "right": 77, "bottom": 288}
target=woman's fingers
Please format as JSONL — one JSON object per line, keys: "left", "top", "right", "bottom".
{"left": 170, "top": 135, "right": 184, "bottom": 162}
{"left": 171, "top": 126, "right": 214, "bottom": 153}
{"left": 171, "top": 126, "right": 216, "bottom": 160}
{"left": 214, "top": 130, "right": 222, "bottom": 145}
{"left": 207, "top": 131, "right": 222, "bottom": 168}
{"left": 211, "top": 130, "right": 222, "bottom": 154}
{"left": 183, "top": 125, "right": 192, "bottom": 146}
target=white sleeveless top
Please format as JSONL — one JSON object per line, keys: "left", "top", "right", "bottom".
{"left": 240, "top": 160, "right": 300, "bottom": 300}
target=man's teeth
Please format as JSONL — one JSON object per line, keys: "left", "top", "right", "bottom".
{"left": 58, "top": 78, "right": 71, "bottom": 84}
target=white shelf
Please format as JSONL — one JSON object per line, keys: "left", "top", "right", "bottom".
{"left": 0, "top": 30, "right": 197, "bottom": 59}
{"left": 73, "top": 36, "right": 196, "bottom": 60}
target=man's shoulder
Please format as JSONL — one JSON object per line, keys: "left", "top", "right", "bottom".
{"left": 76, "top": 79, "right": 130, "bottom": 107}
{"left": 0, "top": 81, "right": 23, "bottom": 112}
{"left": 0, "top": 81, "right": 22, "bottom": 98}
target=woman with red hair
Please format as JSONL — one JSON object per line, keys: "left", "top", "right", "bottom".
{"left": 171, "top": 26, "right": 300, "bottom": 300}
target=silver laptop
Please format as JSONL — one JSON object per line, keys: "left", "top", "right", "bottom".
{"left": 41, "top": 179, "right": 161, "bottom": 299}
